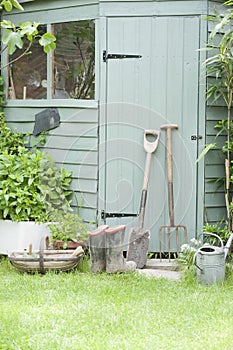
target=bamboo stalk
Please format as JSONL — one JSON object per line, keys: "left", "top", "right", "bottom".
{"left": 225, "top": 192, "right": 230, "bottom": 226}
{"left": 225, "top": 158, "right": 231, "bottom": 232}
{"left": 225, "top": 159, "right": 230, "bottom": 190}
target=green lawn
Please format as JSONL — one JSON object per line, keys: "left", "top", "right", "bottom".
{"left": 1, "top": 257, "right": 233, "bottom": 350}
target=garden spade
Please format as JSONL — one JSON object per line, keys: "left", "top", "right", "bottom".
{"left": 159, "top": 124, "right": 187, "bottom": 261}
{"left": 127, "top": 129, "right": 160, "bottom": 268}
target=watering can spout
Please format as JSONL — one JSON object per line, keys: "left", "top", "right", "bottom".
{"left": 224, "top": 233, "right": 233, "bottom": 259}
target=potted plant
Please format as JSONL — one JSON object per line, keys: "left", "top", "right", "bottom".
{"left": 0, "top": 113, "right": 73, "bottom": 254}
{"left": 48, "top": 211, "right": 89, "bottom": 250}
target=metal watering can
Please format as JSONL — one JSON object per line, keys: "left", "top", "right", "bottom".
{"left": 194, "top": 232, "right": 233, "bottom": 285}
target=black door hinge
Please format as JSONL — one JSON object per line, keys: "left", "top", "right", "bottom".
{"left": 103, "top": 50, "right": 142, "bottom": 62}
{"left": 101, "top": 210, "right": 138, "bottom": 220}
{"left": 191, "top": 135, "right": 203, "bottom": 141}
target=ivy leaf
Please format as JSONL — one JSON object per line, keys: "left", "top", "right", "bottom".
{"left": 39, "top": 32, "right": 56, "bottom": 53}
{"left": 18, "top": 21, "right": 39, "bottom": 38}
{"left": 0, "top": 19, "right": 15, "bottom": 30}
{"left": 2, "top": 30, "right": 23, "bottom": 54}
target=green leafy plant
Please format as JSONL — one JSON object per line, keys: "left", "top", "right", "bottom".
{"left": 0, "top": 113, "right": 26, "bottom": 153}
{"left": 177, "top": 238, "right": 202, "bottom": 269}
{"left": 0, "top": 114, "right": 72, "bottom": 222}
{"left": 48, "top": 211, "right": 88, "bottom": 248}
{"left": 203, "top": 221, "right": 230, "bottom": 244}
{"left": 1, "top": 20, "right": 56, "bottom": 59}
{"left": 198, "top": 3, "right": 233, "bottom": 232}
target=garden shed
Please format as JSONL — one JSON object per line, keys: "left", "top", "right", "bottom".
{"left": 1, "top": 0, "right": 226, "bottom": 252}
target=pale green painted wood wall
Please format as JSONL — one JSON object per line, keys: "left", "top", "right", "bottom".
{"left": 2, "top": 0, "right": 226, "bottom": 250}
{"left": 204, "top": 5, "right": 228, "bottom": 225}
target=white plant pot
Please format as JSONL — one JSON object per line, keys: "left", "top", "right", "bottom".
{"left": 0, "top": 220, "right": 51, "bottom": 255}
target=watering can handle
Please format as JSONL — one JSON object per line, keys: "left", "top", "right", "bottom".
{"left": 197, "top": 232, "right": 224, "bottom": 249}
{"left": 193, "top": 251, "right": 203, "bottom": 272}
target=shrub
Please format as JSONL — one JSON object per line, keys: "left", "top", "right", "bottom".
{"left": 0, "top": 113, "right": 72, "bottom": 222}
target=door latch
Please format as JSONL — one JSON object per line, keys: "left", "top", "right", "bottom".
{"left": 191, "top": 135, "right": 203, "bottom": 141}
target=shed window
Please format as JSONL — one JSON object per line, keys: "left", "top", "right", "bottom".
{"left": 53, "top": 20, "right": 95, "bottom": 100}
{"left": 8, "top": 25, "right": 47, "bottom": 100}
{"left": 7, "top": 20, "right": 95, "bottom": 100}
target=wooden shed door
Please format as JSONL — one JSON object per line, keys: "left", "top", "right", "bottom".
{"left": 100, "top": 16, "right": 200, "bottom": 251}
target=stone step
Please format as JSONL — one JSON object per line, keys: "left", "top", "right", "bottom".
{"left": 137, "top": 268, "right": 182, "bottom": 280}
{"left": 145, "top": 259, "right": 180, "bottom": 271}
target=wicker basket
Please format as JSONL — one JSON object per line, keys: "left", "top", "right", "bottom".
{"left": 9, "top": 246, "right": 84, "bottom": 274}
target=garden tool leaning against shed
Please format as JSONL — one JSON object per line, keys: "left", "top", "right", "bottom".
{"left": 127, "top": 129, "right": 160, "bottom": 268}
{"left": 159, "top": 124, "right": 187, "bottom": 261}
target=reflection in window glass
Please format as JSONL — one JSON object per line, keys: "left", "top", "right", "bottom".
{"left": 8, "top": 25, "right": 47, "bottom": 100}
{"left": 53, "top": 20, "right": 95, "bottom": 100}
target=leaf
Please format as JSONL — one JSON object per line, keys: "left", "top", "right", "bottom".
{"left": 2, "top": 30, "right": 23, "bottom": 55}
{"left": 3, "top": 208, "right": 9, "bottom": 218}
{"left": 0, "top": 20, "right": 14, "bottom": 29}
{"left": 39, "top": 32, "right": 56, "bottom": 53}
{"left": 18, "top": 21, "right": 38, "bottom": 37}
{"left": 48, "top": 192, "right": 60, "bottom": 200}
{"left": 11, "top": 0, "right": 24, "bottom": 12}
{"left": 224, "top": 0, "right": 233, "bottom": 5}
{"left": 196, "top": 143, "right": 217, "bottom": 163}
{"left": 209, "top": 11, "right": 232, "bottom": 40}
{"left": 3, "top": 0, "right": 12, "bottom": 12}
{"left": 28, "top": 178, "right": 34, "bottom": 186}
{"left": 16, "top": 207, "right": 21, "bottom": 215}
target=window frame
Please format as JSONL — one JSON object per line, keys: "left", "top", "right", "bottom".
{"left": 1, "top": 4, "right": 99, "bottom": 108}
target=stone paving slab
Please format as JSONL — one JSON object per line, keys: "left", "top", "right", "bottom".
{"left": 136, "top": 258, "right": 182, "bottom": 280}
{"left": 137, "top": 268, "right": 182, "bottom": 280}
{"left": 145, "top": 259, "right": 180, "bottom": 271}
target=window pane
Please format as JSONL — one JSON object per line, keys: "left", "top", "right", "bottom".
{"left": 8, "top": 25, "right": 47, "bottom": 100}
{"left": 53, "top": 20, "right": 95, "bottom": 100}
